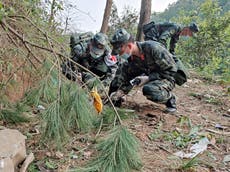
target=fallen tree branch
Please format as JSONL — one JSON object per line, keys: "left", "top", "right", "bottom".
{"left": 8, "top": 15, "right": 68, "bottom": 57}
{"left": 19, "top": 153, "right": 35, "bottom": 172}
{"left": 0, "top": 17, "right": 123, "bottom": 125}
{"left": 206, "top": 129, "right": 230, "bottom": 135}
{"left": 1, "top": 19, "right": 64, "bottom": 60}
{"left": 1, "top": 20, "right": 42, "bottom": 63}
{"left": 1, "top": 23, "right": 37, "bottom": 69}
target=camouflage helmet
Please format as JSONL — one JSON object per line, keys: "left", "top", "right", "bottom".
{"left": 110, "top": 28, "right": 131, "bottom": 55}
{"left": 189, "top": 22, "right": 199, "bottom": 32}
{"left": 90, "top": 33, "right": 108, "bottom": 59}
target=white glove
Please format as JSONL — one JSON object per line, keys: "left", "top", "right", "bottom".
{"left": 130, "top": 75, "right": 149, "bottom": 86}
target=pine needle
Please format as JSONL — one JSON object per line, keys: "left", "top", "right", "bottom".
{"left": 73, "top": 126, "right": 142, "bottom": 172}
{"left": 41, "top": 100, "right": 68, "bottom": 147}
{"left": 0, "top": 102, "right": 29, "bottom": 123}
{"left": 63, "top": 83, "right": 96, "bottom": 131}
{"left": 23, "top": 61, "right": 96, "bottom": 147}
{"left": 180, "top": 156, "right": 199, "bottom": 170}
{"left": 93, "top": 106, "right": 135, "bottom": 129}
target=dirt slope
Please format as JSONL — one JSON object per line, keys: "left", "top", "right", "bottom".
{"left": 2, "top": 71, "right": 229, "bottom": 172}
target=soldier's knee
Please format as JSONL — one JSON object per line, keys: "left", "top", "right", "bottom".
{"left": 142, "top": 85, "right": 167, "bottom": 103}
{"left": 143, "top": 85, "right": 158, "bottom": 100}
{"left": 143, "top": 85, "right": 157, "bottom": 94}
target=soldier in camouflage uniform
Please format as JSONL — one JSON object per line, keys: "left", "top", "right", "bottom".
{"left": 64, "top": 32, "right": 117, "bottom": 89}
{"left": 143, "top": 22, "right": 199, "bottom": 55}
{"left": 109, "top": 28, "right": 178, "bottom": 113}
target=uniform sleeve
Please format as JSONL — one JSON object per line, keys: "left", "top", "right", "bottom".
{"left": 72, "top": 44, "right": 90, "bottom": 70}
{"left": 158, "top": 25, "right": 180, "bottom": 48}
{"left": 109, "top": 62, "right": 133, "bottom": 95}
{"left": 169, "top": 34, "right": 179, "bottom": 55}
{"left": 149, "top": 45, "right": 177, "bottom": 81}
{"left": 72, "top": 44, "right": 85, "bottom": 61}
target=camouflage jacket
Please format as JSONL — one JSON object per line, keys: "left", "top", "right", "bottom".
{"left": 72, "top": 42, "right": 116, "bottom": 79}
{"left": 133, "top": 41, "right": 177, "bottom": 82}
{"left": 108, "top": 41, "right": 177, "bottom": 95}
{"left": 144, "top": 22, "right": 182, "bottom": 54}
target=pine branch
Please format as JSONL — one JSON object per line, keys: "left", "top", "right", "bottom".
{"left": 0, "top": 102, "right": 29, "bottom": 123}
{"left": 1, "top": 17, "right": 123, "bottom": 124}
{"left": 24, "top": 62, "right": 96, "bottom": 147}
{"left": 63, "top": 83, "right": 96, "bottom": 131}
{"left": 0, "top": 19, "right": 43, "bottom": 63}
{"left": 41, "top": 100, "right": 68, "bottom": 147}
{"left": 1, "top": 24, "right": 37, "bottom": 69}
{"left": 8, "top": 15, "right": 68, "bottom": 57}
{"left": 73, "top": 126, "right": 142, "bottom": 172}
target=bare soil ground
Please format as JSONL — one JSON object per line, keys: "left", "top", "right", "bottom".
{"left": 124, "top": 72, "right": 230, "bottom": 172}
{"left": 2, "top": 71, "right": 230, "bottom": 172}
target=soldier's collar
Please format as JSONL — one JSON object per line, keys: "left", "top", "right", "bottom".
{"left": 136, "top": 42, "right": 142, "bottom": 52}
{"left": 136, "top": 42, "right": 145, "bottom": 60}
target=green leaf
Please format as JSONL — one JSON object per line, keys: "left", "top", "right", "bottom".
{"left": 45, "top": 160, "right": 57, "bottom": 170}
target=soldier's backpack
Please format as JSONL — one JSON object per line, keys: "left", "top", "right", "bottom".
{"left": 143, "top": 21, "right": 155, "bottom": 35}
{"left": 173, "top": 57, "right": 189, "bottom": 86}
{"left": 70, "top": 32, "right": 94, "bottom": 50}
{"left": 62, "top": 32, "right": 94, "bottom": 81}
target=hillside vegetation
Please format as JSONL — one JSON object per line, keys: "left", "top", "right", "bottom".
{"left": 152, "top": 0, "right": 230, "bottom": 83}
{"left": 0, "top": 0, "right": 229, "bottom": 171}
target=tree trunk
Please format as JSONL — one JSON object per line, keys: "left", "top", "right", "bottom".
{"left": 136, "top": 0, "right": 151, "bottom": 41}
{"left": 49, "top": 0, "right": 56, "bottom": 25}
{"left": 100, "top": 0, "right": 113, "bottom": 33}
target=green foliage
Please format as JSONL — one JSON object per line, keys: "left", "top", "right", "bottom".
{"left": 41, "top": 100, "right": 69, "bottom": 146}
{"left": 177, "top": 116, "right": 192, "bottom": 128}
{"left": 151, "top": 0, "right": 230, "bottom": 83}
{"left": 0, "top": 1, "right": 17, "bottom": 21}
{"left": 64, "top": 84, "right": 95, "bottom": 131}
{"left": 149, "top": 117, "right": 201, "bottom": 149}
{"left": 108, "top": 3, "right": 138, "bottom": 38}
{"left": 189, "top": 92, "right": 223, "bottom": 105}
{"left": 73, "top": 126, "right": 142, "bottom": 172}
{"left": 24, "top": 61, "right": 96, "bottom": 147}
{"left": 151, "top": 0, "right": 229, "bottom": 22}
{"left": 93, "top": 106, "right": 135, "bottom": 128}
{"left": 175, "top": 0, "right": 230, "bottom": 83}
{"left": 0, "top": 102, "right": 29, "bottom": 123}
{"left": 0, "top": 2, "right": 6, "bottom": 21}
{"left": 180, "top": 157, "right": 199, "bottom": 170}
{"left": 28, "top": 162, "right": 39, "bottom": 172}
{"left": 45, "top": 159, "right": 58, "bottom": 170}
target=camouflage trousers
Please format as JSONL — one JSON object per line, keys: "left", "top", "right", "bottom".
{"left": 109, "top": 62, "right": 175, "bottom": 104}
{"left": 142, "top": 79, "right": 175, "bottom": 103}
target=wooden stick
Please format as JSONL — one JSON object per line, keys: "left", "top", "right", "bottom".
{"left": 19, "top": 153, "right": 35, "bottom": 172}
{"left": 206, "top": 129, "right": 230, "bottom": 135}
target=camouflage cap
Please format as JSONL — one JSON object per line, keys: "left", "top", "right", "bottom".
{"left": 90, "top": 33, "right": 108, "bottom": 58}
{"left": 110, "top": 28, "right": 131, "bottom": 55}
{"left": 189, "top": 22, "right": 199, "bottom": 32}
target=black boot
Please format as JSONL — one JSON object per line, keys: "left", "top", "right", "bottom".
{"left": 165, "top": 95, "right": 177, "bottom": 113}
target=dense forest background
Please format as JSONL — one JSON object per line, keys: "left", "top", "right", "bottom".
{"left": 152, "top": 0, "right": 230, "bottom": 22}
{"left": 151, "top": 0, "right": 230, "bottom": 82}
